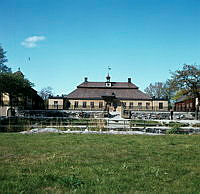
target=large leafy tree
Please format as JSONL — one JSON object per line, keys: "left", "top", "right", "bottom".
{"left": 0, "top": 72, "right": 34, "bottom": 112}
{"left": 0, "top": 45, "right": 35, "bottom": 115}
{"left": 170, "top": 64, "right": 200, "bottom": 119}
{"left": 0, "top": 45, "right": 11, "bottom": 73}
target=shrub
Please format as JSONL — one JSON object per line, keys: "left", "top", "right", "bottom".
{"left": 130, "top": 120, "right": 162, "bottom": 127}
{"left": 167, "top": 122, "right": 189, "bottom": 127}
{"left": 192, "top": 123, "right": 200, "bottom": 127}
{"left": 167, "top": 124, "right": 181, "bottom": 134}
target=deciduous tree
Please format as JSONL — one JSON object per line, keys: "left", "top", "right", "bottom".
{"left": 39, "top": 87, "right": 53, "bottom": 109}
{"left": 144, "top": 82, "right": 168, "bottom": 99}
{"left": 169, "top": 64, "right": 200, "bottom": 119}
{"left": 39, "top": 87, "right": 53, "bottom": 100}
{"left": 0, "top": 72, "right": 34, "bottom": 114}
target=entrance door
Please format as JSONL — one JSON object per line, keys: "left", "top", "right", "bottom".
{"left": 102, "top": 95, "right": 119, "bottom": 112}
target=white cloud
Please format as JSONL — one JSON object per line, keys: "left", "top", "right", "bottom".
{"left": 21, "top": 36, "right": 46, "bottom": 48}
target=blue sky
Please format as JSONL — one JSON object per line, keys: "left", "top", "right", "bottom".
{"left": 0, "top": 0, "right": 199, "bottom": 95}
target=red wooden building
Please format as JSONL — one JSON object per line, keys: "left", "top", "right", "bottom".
{"left": 174, "top": 96, "right": 195, "bottom": 112}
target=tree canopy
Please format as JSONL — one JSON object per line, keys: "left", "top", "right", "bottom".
{"left": 0, "top": 45, "right": 11, "bottom": 73}
{"left": 0, "top": 72, "right": 34, "bottom": 99}
{"left": 0, "top": 46, "right": 34, "bottom": 113}
{"left": 169, "top": 64, "right": 200, "bottom": 100}
{"left": 0, "top": 44, "right": 35, "bottom": 111}
{"left": 169, "top": 64, "right": 200, "bottom": 119}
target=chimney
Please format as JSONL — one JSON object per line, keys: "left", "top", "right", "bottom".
{"left": 84, "top": 77, "right": 88, "bottom": 82}
{"left": 128, "top": 78, "right": 131, "bottom": 83}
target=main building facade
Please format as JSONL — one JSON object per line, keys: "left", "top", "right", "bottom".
{"left": 48, "top": 75, "right": 168, "bottom": 112}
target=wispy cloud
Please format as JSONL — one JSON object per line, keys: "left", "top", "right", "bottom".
{"left": 21, "top": 36, "right": 46, "bottom": 48}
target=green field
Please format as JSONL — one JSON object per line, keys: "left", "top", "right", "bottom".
{"left": 0, "top": 134, "right": 200, "bottom": 193}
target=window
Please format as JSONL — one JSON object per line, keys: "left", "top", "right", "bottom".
{"left": 90, "top": 102, "right": 94, "bottom": 108}
{"left": 83, "top": 101, "right": 87, "bottom": 108}
{"left": 129, "top": 102, "right": 133, "bottom": 109}
{"left": 105, "top": 82, "right": 111, "bottom": 87}
{"left": 99, "top": 102, "right": 103, "bottom": 108}
{"left": 54, "top": 101, "right": 58, "bottom": 109}
{"left": 138, "top": 102, "right": 142, "bottom": 109}
{"left": 159, "top": 102, "right": 163, "bottom": 109}
{"left": 74, "top": 101, "right": 79, "bottom": 108}
{"left": 54, "top": 101, "right": 58, "bottom": 105}
{"left": 146, "top": 103, "right": 150, "bottom": 109}
{"left": 123, "top": 102, "right": 126, "bottom": 108}
{"left": 27, "top": 96, "right": 31, "bottom": 103}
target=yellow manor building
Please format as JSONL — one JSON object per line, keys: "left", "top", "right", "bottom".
{"left": 48, "top": 75, "right": 168, "bottom": 112}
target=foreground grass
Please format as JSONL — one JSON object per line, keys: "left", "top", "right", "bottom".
{"left": 0, "top": 134, "right": 200, "bottom": 193}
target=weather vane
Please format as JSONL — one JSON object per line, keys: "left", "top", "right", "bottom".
{"left": 108, "top": 66, "right": 111, "bottom": 75}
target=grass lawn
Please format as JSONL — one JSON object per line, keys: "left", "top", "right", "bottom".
{"left": 0, "top": 133, "right": 200, "bottom": 193}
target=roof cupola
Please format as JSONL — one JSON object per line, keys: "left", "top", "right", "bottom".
{"left": 106, "top": 74, "right": 111, "bottom": 82}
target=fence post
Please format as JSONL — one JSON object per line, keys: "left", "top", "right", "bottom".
{"left": 87, "top": 119, "right": 88, "bottom": 130}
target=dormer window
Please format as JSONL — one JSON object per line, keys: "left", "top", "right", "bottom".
{"left": 105, "top": 82, "right": 111, "bottom": 87}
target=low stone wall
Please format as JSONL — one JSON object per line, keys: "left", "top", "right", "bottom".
{"left": 129, "top": 111, "right": 196, "bottom": 120}
{"left": 173, "top": 112, "right": 196, "bottom": 120}
{"left": 10, "top": 109, "right": 200, "bottom": 120}
{"left": 16, "top": 109, "right": 107, "bottom": 118}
